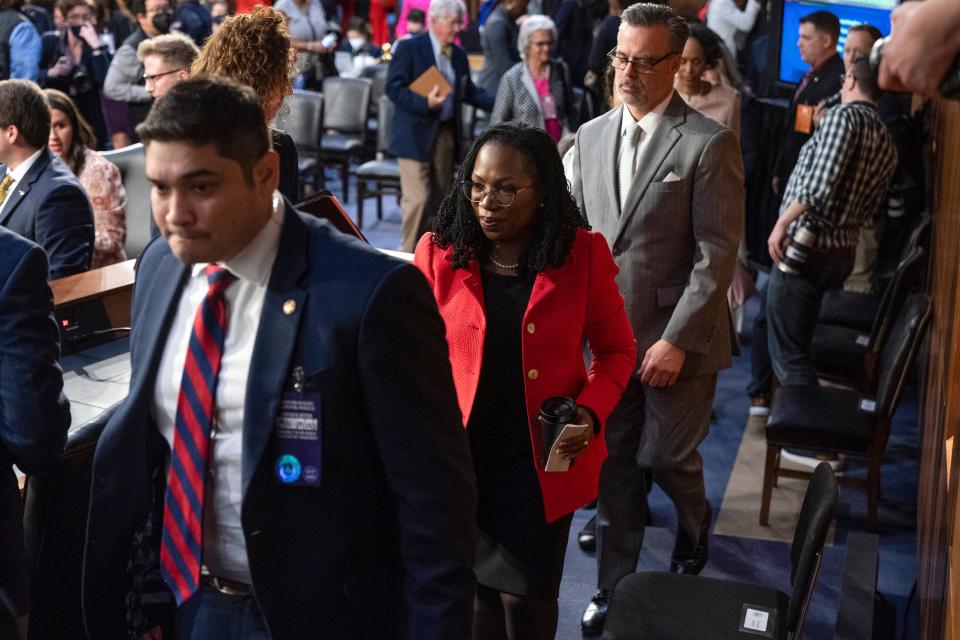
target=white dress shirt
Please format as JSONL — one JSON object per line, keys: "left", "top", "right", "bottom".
{"left": 1, "top": 147, "right": 43, "bottom": 211}
{"left": 706, "top": 0, "right": 762, "bottom": 56}
{"left": 619, "top": 91, "right": 674, "bottom": 172}
{"left": 153, "top": 196, "right": 284, "bottom": 584}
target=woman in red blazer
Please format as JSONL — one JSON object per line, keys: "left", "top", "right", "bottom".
{"left": 413, "top": 123, "right": 636, "bottom": 640}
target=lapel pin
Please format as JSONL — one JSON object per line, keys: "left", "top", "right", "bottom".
{"left": 18, "top": 190, "right": 24, "bottom": 196}
{"left": 283, "top": 299, "right": 296, "bottom": 315}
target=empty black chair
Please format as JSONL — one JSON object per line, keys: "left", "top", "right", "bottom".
{"left": 317, "top": 77, "right": 372, "bottom": 202}
{"left": 23, "top": 416, "right": 109, "bottom": 639}
{"left": 763, "top": 293, "right": 932, "bottom": 531}
{"left": 818, "top": 213, "right": 930, "bottom": 331}
{"left": 361, "top": 63, "right": 388, "bottom": 129}
{"left": 603, "top": 463, "right": 838, "bottom": 640}
{"left": 101, "top": 143, "right": 150, "bottom": 259}
{"left": 810, "top": 246, "right": 923, "bottom": 387}
{"left": 355, "top": 96, "right": 400, "bottom": 228}
{"left": 279, "top": 89, "right": 324, "bottom": 194}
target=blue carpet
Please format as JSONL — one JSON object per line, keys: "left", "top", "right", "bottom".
{"left": 330, "top": 171, "right": 919, "bottom": 640}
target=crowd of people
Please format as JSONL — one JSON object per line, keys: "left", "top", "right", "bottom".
{"left": 1, "top": 0, "right": 959, "bottom": 638}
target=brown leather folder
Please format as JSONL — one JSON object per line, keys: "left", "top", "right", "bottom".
{"left": 408, "top": 64, "right": 452, "bottom": 100}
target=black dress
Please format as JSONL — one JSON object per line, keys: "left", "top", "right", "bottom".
{"left": 468, "top": 268, "right": 573, "bottom": 598}
{"left": 272, "top": 129, "right": 301, "bottom": 204}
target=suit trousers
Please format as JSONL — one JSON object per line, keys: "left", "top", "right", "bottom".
{"left": 176, "top": 586, "right": 270, "bottom": 640}
{"left": 595, "top": 373, "right": 717, "bottom": 591}
{"left": 397, "top": 122, "right": 455, "bottom": 253}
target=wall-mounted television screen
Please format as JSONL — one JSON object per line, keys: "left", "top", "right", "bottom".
{"left": 778, "top": 0, "right": 897, "bottom": 85}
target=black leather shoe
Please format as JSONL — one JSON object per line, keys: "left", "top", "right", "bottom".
{"left": 670, "top": 503, "right": 712, "bottom": 575}
{"left": 577, "top": 515, "right": 597, "bottom": 551}
{"left": 581, "top": 590, "right": 611, "bottom": 635}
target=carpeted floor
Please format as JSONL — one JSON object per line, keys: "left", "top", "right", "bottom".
{"left": 327, "top": 172, "right": 920, "bottom": 640}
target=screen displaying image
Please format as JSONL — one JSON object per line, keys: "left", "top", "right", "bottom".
{"left": 779, "top": 0, "right": 897, "bottom": 84}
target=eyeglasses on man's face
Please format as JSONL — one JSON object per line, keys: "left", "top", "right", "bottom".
{"left": 607, "top": 48, "right": 677, "bottom": 73}
{"left": 143, "top": 68, "right": 184, "bottom": 84}
{"left": 461, "top": 181, "right": 535, "bottom": 208}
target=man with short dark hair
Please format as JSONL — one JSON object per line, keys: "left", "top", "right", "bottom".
{"left": 82, "top": 76, "right": 476, "bottom": 640}
{"left": 0, "top": 79, "right": 93, "bottom": 279}
{"left": 572, "top": 3, "right": 743, "bottom": 633}
{"left": 136, "top": 31, "right": 198, "bottom": 98}
{"left": 747, "top": 9, "right": 844, "bottom": 416}
{"left": 766, "top": 56, "right": 897, "bottom": 388}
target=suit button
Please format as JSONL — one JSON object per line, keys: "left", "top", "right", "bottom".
{"left": 528, "top": 369, "right": 539, "bottom": 380}
{"left": 526, "top": 323, "right": 535, "bottom": 334}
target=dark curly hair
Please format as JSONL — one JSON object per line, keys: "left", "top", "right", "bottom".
{"left": 431, "top": 122, "right": 589, "bottom": 274}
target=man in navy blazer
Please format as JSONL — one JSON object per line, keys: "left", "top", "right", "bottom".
{"left": 0, "top": 226, "right": 70, "bottom": 633}
{"left": 0, "top": 80, "right": 94, "bottom": 280}
{"left": 386, "top": 0, "right": 493, "bottom": 253}
{"left": 82, "top": 77, "right": 476, "bottom": 640}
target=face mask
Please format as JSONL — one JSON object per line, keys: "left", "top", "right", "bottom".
{"left": 151, "top": 11, "right": 173, "bottom": 34}
{"left": 69, "top": 25, "right": 83, "bottom": 38}
{"left": 348, "top": 37, "right": 365, "bottom": 51}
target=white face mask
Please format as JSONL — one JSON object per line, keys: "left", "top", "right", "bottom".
{"left": 348, "top": 37, "right": 366, "bottom": 50}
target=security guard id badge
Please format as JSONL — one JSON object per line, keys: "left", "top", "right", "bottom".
{"left": 273, "top": 378, "right": 323, "bottom": 487}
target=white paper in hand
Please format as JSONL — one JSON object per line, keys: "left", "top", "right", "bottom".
{"left": 545, "top": 423, "right": 590, "bottom": 472}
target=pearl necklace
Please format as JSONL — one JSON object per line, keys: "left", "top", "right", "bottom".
{"left": 489, "top": 253, "right": 519, "bottom": 271}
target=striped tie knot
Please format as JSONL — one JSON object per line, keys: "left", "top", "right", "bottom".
{"left": 623, "top": 122, "right": 641, "bottom": 149}
{"left": 204, "top": 264, "right": 237, "bottom": 289}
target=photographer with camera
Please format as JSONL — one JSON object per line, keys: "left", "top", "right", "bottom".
{"left": 41, "top": 0, "right": 112, "bottom": 148}
{"left": 766, "top": 56, "right": 896, "bottom": 388}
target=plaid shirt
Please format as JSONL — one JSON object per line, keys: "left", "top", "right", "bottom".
{"left": 781, "top": 101, "right": 897, "bottom": 250}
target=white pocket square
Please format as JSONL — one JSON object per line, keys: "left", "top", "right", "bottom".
{"left": 662, "top": 171, "right": 682, "bottom": 182}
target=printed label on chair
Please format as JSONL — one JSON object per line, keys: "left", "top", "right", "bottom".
{"left": 739, "top": 604, "right": 775, "bottom": 637}
{"left": 855, "top": 334, "right": 870, "bottom": 346}
{"left": 859, "top": 398, "right": 877, "bottom": 413}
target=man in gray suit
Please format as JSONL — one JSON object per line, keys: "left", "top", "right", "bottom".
{"left": 570, "top": 4, "right": 743, "bottom": 633}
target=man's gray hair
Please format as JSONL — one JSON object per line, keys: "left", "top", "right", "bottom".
{"left": 428, "top": 0, "right": 465, "bottom": 21}
{"left": 518, "top": 15, "right": 557, "bottom": 61}
{"left": 620, "top": 2, "right": 689, "bottom": 54}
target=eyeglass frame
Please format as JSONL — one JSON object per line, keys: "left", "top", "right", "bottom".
{"left": 461, "top": 180, "right": 536, "bottom": 207}
{"left": 606, "top": 47, "right": 678, "bottom": 74}
{"left": 143, "top": 68, "right": 186, "bottom": 84}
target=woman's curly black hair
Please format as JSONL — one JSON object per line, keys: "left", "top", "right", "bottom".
{"left": 431, "top": 121, "right": 589, "bottom": 274}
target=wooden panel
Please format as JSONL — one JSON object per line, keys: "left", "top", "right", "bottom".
{"left": 918, "top": 98, "right": 960, "bottom": 640}
{"left": 50, "top": 259, "right": 135, "bottom": 309}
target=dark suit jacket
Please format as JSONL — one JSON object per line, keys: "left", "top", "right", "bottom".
{"left": 82, "top": 204, "right": 477, "bottom": 640}
{"left": 0, "top": 226, "right": 70, "bottom": 615}
{"left": 0, "top": 148, "right": 94, "bottom": 280}
{"left": 476, "top": 8, "right": 520, "bottom": 96}
{"left": 386, "top": 32, "right": 494, "bottom": 162}
{"left": 773, "top": 53, "right": 844, "bottom": 183}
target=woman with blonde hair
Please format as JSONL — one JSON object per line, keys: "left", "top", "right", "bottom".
{"left": 191, "top": 6, "right": 301, "bottom": 202}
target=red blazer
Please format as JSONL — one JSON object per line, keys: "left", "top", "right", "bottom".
{"left": 414, "top": 229, "right": 637, "bottom": 522}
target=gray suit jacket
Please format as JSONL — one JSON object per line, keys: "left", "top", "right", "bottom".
{"left": 571, "top": 92, "right": 744, "bottom": 378}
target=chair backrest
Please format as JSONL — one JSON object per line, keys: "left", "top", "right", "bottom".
{"left": 361, "top": 63, "right": 388, "bottom": 117}
{"left": 875, "top": 293, "right": 932, "bottom": 417}
{"left": 377, "top": 95, "right": 394, "bottom": 154}
{"left": 280, "top": 89, "right": 324, "bottom": 154}
{"left": 787, "top": 462, "right": 838, "bottom": 635}
{"left": 321, "top": 76, "right": 372, "bottom": 134}
{"left": 23, "top": 416, "right": 108, "bottom": 638}
{"left": 101, "top": 143, "right": 151, "bottom": 259}
{"left": 868, "top": 246, "right": 924, "bottom": 349}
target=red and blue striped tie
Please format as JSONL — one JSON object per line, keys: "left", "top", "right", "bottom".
{"left": 161, "top": 265, "right": 237, "bottom": 605}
